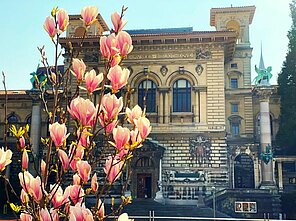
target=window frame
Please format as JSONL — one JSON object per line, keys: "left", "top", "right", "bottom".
{"left": 173, "top": 79, "right": 192, "bottom": 112}
{"left": 138, "top": 79, "right": 157, "bottom": 113}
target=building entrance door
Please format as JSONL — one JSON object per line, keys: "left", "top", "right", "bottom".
{"left": 137, "top": 173, "right": 152, "bottom": 198}
{"left": 234, "top": 153, "right": 255, "bottom": 188}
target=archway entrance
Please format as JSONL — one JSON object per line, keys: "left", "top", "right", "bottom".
{"left": 137, "top": 173, "right": 152, "bottom": 198}
{"left": 131, "top": 139, "right": 165, "bottom": 199}
{"left": 234, "top": 153, "right": 255, "bottom": 188}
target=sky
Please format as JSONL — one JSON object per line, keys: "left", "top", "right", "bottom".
{"left": 0, "top": 0, "right": 292, "bottom": 90}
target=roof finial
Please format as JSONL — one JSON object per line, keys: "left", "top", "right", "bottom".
{"left": 259, "top": 41, "right": 265, "bottom": 70}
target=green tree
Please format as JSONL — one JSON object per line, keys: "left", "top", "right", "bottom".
{"left": 276, "top": 0, "right": 296, "bottom": 154}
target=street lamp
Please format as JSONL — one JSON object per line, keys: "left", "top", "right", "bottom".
{"left": 212, "top": 186, "right": 216, "bottom": 220}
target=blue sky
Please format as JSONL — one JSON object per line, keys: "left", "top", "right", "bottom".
{"left": 0, "top": 0, "right": 291, "bottom": 89}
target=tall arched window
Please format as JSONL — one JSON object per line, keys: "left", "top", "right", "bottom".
{"left": 138, "top": 80, "right": 156, "bottom": 113}
{"left": 7, "top": 112, "right": 19, "bottom": 137}
{"left": 173, "top": 79, "right": 191, "bottom": 112}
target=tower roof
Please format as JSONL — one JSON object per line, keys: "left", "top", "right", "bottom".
{"left": 210, "top": 6, "right": 256, "bottom": 26}
{"left": 259, "top": 43, "right": 265, "bottom": 70}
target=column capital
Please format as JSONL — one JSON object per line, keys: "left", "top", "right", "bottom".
{"left": 158, "top": 86, "right": 170, "bottom": 93}
{"left": 252, "top": 86, "right": 276, "bottom": 102}
{"left": 26, "top": 89, "right": 41, "bottom": 103}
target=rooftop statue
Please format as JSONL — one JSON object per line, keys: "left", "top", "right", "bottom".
{"left": 30, "top": 64, "right": 47, "bottom": 90}
{"left": 253, "top": 44, "right": 272, "bottom": 86}
{"left": 253, "top": 65, "right": 272, "bottom": 86}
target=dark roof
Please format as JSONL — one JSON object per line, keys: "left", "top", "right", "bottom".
{"left": 126, "top": 27, "right": 193, "bottom": 35}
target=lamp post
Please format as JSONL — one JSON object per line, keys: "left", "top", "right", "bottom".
{"left": 212, "top": 186, "right": 216, "bottom": 220}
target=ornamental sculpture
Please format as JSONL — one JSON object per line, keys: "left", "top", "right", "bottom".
{"left": 260, "top": 144, "right": 273, "bottom": 164}
{"left": 253, "top": 65, "right": 272, "bottom": 86}
{"left": 189, "top": 136, "right": 211, "bottom": 165}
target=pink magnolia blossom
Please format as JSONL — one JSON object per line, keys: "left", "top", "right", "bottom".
{"left": 77, "top": 129, "right": 90, "bottom": 148}
{"left": 118, "top": 213, "right": 133, "bottom": 221}
{"left": 50, "top": 209, "right": 59, "bottom": 221}
{"left": 76, "top": 160, "right": 91, "bottom": 183}
{"left": 104, "top": 156, "right": 124, "bottom": 183}
{"left": 117, "top": 148, "right": 128, "bottom": 159}
{"left": 19, "top": 171, "right": 33, "bottom": 192}
{"left": 97, "top": 199, "right": 105, "bottom": 219}
{"left": 20, "top": 213, "right": 33, "bottom": 221}
{"left": 19, "top": 136, "right": 26, "bottom": 149}
{"left": 85, "top": 70, "right": 103, "bottom": 94}
{"left": 50, "top": 185, "right": 66, "bottom": 209}
{"left": 69, "top": 203, "right": 94, "bottom": 221}
{"left": 113, "top": 126, "right": 130, "bottom": 150}
{"left": 57, "top": 9, "right": 69, "bottom": 32}
{"left": 49, "top": 122, "right": 69, "bottom": 147}
{"left": 81, "top": 6, "right": 99, "bottom": 27}
{"left": 20, "top": 189, "right": 29, "bottom": 204}
{"left": 99, "top": 115, "right": 117, "bottom": 134}
{"left": 111, "top": 12, "right": 127, "bottom": 33}
{"left": 130, "top": 128, "right": 143, "bottom": 148}
{"left": 40, "top": 208, "right": 51, "bottom": 221}
{"left": 126, "top": 105, "right": 143, "bottom": 125}
{"left": 107, "top": 65, "right": 130, "bottom": 91}
{"left": 44, "top": 16, "right": 57, "bottom": 38}
{"left": 116, "top": 31, "right": 133, "bottom": 56}
{"left": 100, "top": 34, "right": 118, "bottom": 59}
{"left": 41, "top": 160, "right": 46, "bottom": 178}
{"left": 22, "top": 149, "right": 28, "bottom": 170}
{"left": 73, "top": 173, "right": 81, "bottom": 185}
{"left": 91, "top": 173, "right": 98, "bottom": 192}
{"left": 71, "top": 59, "right": 86, "bottom": 82}
{"left": 29, "top": 176, "right": 43, "bottom": 202}
{"left": 101, "top": 93, "right": 123, "bottom": 121}
{"left": 65, "top": 185, "right": 85, "bottom": 205}
{"left": 135, "top": 117, "right": 152, "bottom": 139}
{"left": 0, "top": 147, "right": 12, "bottom": 172}
{"left": 68, "top": 97, "right": 97, "bottom": 127}
{"left": 69, "top": 144, "right": 85, "bottom": 171}
{"left": 58, "top": 149, "right": 69, "bottom": 171}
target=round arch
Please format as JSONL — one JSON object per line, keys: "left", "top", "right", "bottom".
{"left": 226, "top": 20, "right": 240, "bottom": 33}
{"left": 234, "top": 153, "right": 255, "bottom": 188}
{"left": 166, "top": 70, "right": 198, "bottom": 87}
{"left": 130, "top": 71, "right": 162, "bottom": 88}
{"left": 6, "top": 112, "right": 21, "bottom": 123}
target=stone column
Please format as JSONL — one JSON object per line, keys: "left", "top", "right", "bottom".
{"left": 27, "top": 90, "right": 42, "bottom": 175}
{"left": 158, "top": 89, "right": 164, "bottom": 124}
{"left": 192, "top": 87, "right": 200, "bottom": 123}
{"left": 254, "top": 87, "right": 276, "bottom": 189}
{"left": 277, "top": 160, "right": 283, "bottom": 192}
{"left": 160, "top": 87, "right": 170, "bottom": 124}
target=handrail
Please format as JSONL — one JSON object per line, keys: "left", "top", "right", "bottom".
{"left": 107, "top": 211, "right": 291, "bottom": 221}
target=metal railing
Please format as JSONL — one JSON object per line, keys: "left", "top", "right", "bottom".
{"left": 107, "top": 211, "right": 294, "bottom": 221}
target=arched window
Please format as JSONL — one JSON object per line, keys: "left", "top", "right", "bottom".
{"left": 173, "top": 79, "right": 191, "bottom": 112}
{"left": 7, "top": 112, "right": 19, "bottom": 137}
{"left": 138, "top": 80, "right": 156, "bottom": 113}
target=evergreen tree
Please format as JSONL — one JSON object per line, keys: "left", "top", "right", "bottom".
{"left": 276, "top": 0, "right": 296, "bottom": 155}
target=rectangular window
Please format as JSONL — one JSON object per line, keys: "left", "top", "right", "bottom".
{"left": 231, "top": 63, "right": 238, "bottom": 69}
{"left": 231, "top": 123, "right": 240, "bottom": 136}
{"left": 231, "top": 78, "right": 238, "bottom": 89}
{"left": 231, "top": 104, "right": 239, "bottom": 113}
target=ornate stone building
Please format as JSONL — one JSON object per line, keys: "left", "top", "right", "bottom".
{"left": 1, "top": 6, "right": 293, "bottom": 213}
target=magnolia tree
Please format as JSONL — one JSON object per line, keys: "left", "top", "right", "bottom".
{"left": 0, "top": 5, "right": 151, "bottom": 221}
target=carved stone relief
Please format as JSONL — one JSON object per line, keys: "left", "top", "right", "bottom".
{"left": 196, "top": 48, "right": 212, "bottom": 59}
{"left": 189, "top": 136, "right": 211, "bottom": 165}
{"left": 195, "top": 64, "right": 204, "bottom": 75}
